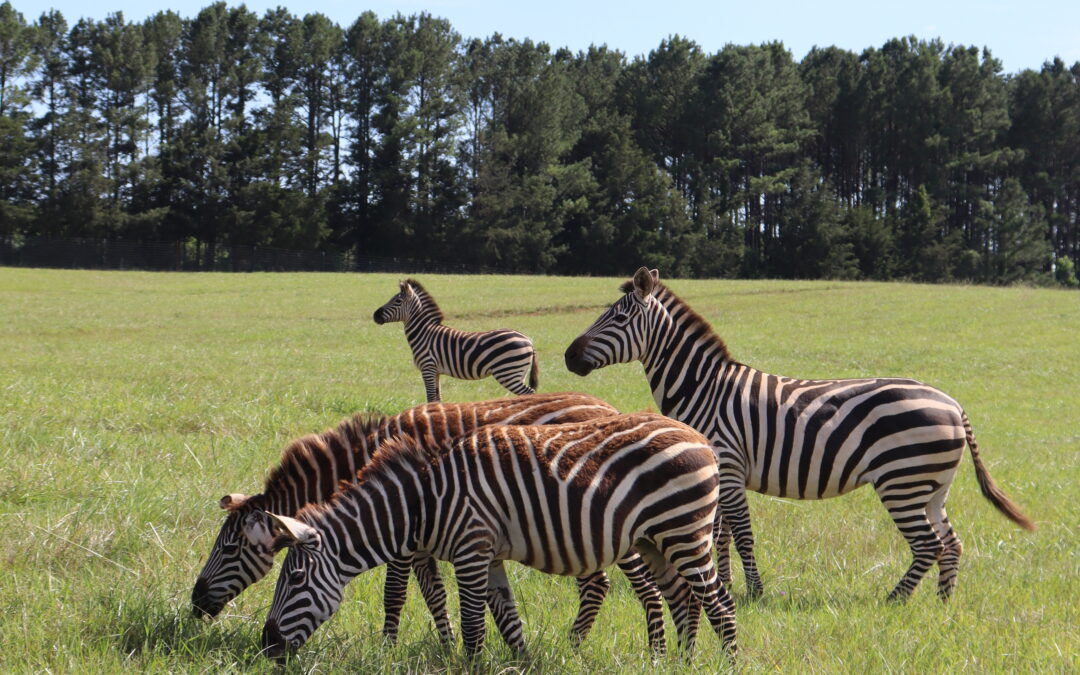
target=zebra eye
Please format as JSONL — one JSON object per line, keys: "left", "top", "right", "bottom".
{"left": 289, "top": 568, "right": 306, "bottom": 585}
{"left": 221, "top": 542, "right": 240, "bottom": 555}
{"left": 612, "top": 311, "right": 630, "bottom": 324}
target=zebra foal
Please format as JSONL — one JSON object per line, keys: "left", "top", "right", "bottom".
{"left": 191, "top": 393, "right": 667, "bottom": 650}
{"left": 373, "top": 279, "right": 539, "bottom": 402}
{"left": 565, "top": 267, "right": 1035, "bottom": 602}
{"left": 261, "top": 413, "right": 737, "bottom": 661}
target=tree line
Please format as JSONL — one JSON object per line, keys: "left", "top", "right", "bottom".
{"left": 1, "top": 1, "right": 1077, "bottom": 284}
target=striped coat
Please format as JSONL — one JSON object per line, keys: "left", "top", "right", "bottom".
{"left": 192, "top": 393, "right": 667, "bottom": 649}
{"left": 373, "top": 279, "right": 538, "bottom": 402}
{"left": 261, "top": 413, "right": 736, "bottom": 660}
{"left": 565, "top": 267, "right": 1035, "bottom": 601}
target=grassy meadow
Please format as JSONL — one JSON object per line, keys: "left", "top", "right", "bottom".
{"left": 1, "top": 267, "right": 1077, "bottom": 673}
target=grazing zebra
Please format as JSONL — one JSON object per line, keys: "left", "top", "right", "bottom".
{"left": 261, "top": 413, "right": 737, "bottom": 661}
{"left": 191, "top": 393, "right": 669, "bottom": 651}
{"left": 564, "top": 267, "right": 1036, "bottom": 602}
{"left": 373, "top": 279, "right": 539, "bottom": 402}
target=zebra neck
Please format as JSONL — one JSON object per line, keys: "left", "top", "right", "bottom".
{"left": 641, "top": 323, "right": 735, "bottom": 419}
{"left": 330, "top": 474, "right": 425, "bottom": 576}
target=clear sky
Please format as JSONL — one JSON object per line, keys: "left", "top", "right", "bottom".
{"left": 17, "top": 0, "right": 1080, "bottom": 74}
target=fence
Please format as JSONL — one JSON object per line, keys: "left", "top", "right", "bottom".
{"left": 0, "top": 236, "right": 512, "bottom": 275}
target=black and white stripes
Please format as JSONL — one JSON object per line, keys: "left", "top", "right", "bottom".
{"left": 261, "top": 413, "right": 736, "bottom": 660}
{"left": 565, "top": 267, "right": 1035, "bottom": 601}
{"left": 373, "top": 279, "right": 539, "bottom": 401}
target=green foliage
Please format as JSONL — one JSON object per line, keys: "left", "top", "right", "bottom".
{"left": 1, "top": 6, "right": 1078, "bottom": 286}
{"left": 0, "top": 269, "right": 1077, "bottom": 672}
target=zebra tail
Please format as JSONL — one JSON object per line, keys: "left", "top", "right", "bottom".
{"left": 529, "top": 352, "right": 540, "bottom": 390}
{"left": 962, "top": 411, "right": 1036, "bottom": 531}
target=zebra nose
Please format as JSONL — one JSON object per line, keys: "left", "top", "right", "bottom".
{"left": 372, "top": 309, "right": 385, "bottom": 324}
{"left": 191, "top": 577, "right": 221, "bottom": 618}
{"left": 564, "top": 336, "right": 593, "bottom": 376}
{"left": 262, "top": 619, "right": 288, "bottom": 661}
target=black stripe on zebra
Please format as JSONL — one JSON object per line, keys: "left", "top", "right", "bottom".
{"left": 373, "top": 279, "right": 539, "bottom": 402}
{"left": 191, "top": 393, "right": 669, "bottom": 651}
{"left": 260, "top": 413, "right": 736, "bottom": 661}
{"left": 564, "top": 266, "right": 1035, "bottom": 602}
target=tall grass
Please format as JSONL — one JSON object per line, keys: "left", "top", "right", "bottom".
{"left": 1, "top": 268, "right": 1076, "bottom": 672}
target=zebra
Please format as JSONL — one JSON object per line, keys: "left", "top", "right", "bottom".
{"left": 564, "top": 267, "right": 1036, "bottom": 602}
{"left": 191, "top": 392, "right": 670, "bottom": 651}
{"left": 260, "top": 413, "right": 737, "bottom": 661}
{"left": 373, "top": 279, "right": 539, "bottom": 402}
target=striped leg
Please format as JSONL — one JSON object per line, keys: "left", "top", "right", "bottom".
{"left": 421, "top": 365, "right": 441, "bottom": 402}
{"left": 719, "top": 482, "right": 763, "bottom": 597}
{"left": 492, "top": 366, "right": 535, "bottom": 396}
{"left": 927, "top": 486, "right": 963, "bottom": 601}
{"left": 454, "top": 544, "right": 496, "bottom": 657}
{"left": 570, "top": 553, "right": 666, "bottom": 656}
{"left": 486, "top": 561, "right": 526, "bottom": 653}
{"left": 880, "top": 482, "right": 944, "bottom": 602}
{"left": 571, "top": 572, "right": 610, "bottom": 645}
{"left": 634, "top": 547, "right": 700, "bottom": 652}
{"left": 713, "top": 512, "right": 733, "bottom": 586}
{"left": 381, "top": 555, "right": 454, "bottom": 643}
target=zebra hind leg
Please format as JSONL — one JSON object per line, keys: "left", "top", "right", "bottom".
{"left": 616, "top": 552, "right": 667, "bottom": 656}
{"left": 879, "top": 481, "right": 944, "bottom": 602}
{"left": 927, "top": 485, "right": 963, "bottom": 602}
{"left": 713, "top": 512, "right": 733, "bottom": 586}
{"left": 409, "top": 553, "right": 454, "bottom": 643}
{"left": 632, "top": 541, "right": 701, "bottom": 655}
{"left": 492, "top": 366, "right": 535, "bottom": 396}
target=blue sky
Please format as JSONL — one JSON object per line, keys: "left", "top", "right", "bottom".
{"left": 17, "top": 0, "right": 1080, "bottom": 73}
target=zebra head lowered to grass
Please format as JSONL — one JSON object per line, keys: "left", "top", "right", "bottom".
{"left": 565, "top": 266, "right": 1036, "bottom": 603}
{"left": 261, "top": 413, "right": 737, "bottom": 662}
{"left": 372, "top": 279, "right": 539, "bottom": 402}
{"left": 192, "top": 393, "right": 672, "bottom": 652}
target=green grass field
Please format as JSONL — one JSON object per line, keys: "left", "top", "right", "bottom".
{"left": 1, "top": 268, "right": 1077, "bottom": 673}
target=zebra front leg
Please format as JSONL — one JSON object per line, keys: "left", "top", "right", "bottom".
{"left": 381, "top": 557, "right": 411, "bottom": 642}
{"left": 570, "top": 572, "right": 610, "bottom": 646}
{"left": 486, "top": 561, "right": 527, "bottom": 654}
{"left": 421, "top": 365, "right": 441, "bottom": 402}
{"left": 615, "top": 552, "right": 666, "bottom": 656}
{"left": 454, "top": 551, "right": 494, "bottom": 658}
{"left": 719, "top": 483, "right": 763, "bottom": 598}
{"left": 410, "top": 553, "right": 454, "bottom": 643}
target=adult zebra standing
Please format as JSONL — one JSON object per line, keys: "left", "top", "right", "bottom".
{"left": 564, "top": 267, "right": 1035, "bottom": 602}
{"left": 374, "top": 279, "right": 539, "bottom": 402}
{"left": 260, "top": 413, "right": 737, "bottom": 661}
{"left": 191, "top": 393, "right": 671, "bottom": 652}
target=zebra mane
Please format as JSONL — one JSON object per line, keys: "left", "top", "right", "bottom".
{"left": 357, "top": 434, "right": 443, "bottom": 486}
{"left": 619, "top": 277, "right": 732, "bottom": 362}
{"left": 403, "top": 278, "right": 444, "bottom": 323}
{"left": 262, "top": 412, "right": 386, "bottom": 497}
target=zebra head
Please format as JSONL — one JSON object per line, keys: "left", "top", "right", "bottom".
{"left": 565, "top": 267, "right": 669, "bottom": 376}
{"left": 191, "top": 493, "right": 276, "bottom": 618}
{"left": 261, "top": 512, "right": 344, "bottom": 662}
{"left": 373, "top": 281, "right": 417, "bottom": 324}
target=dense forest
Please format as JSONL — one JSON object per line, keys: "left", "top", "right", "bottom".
{"left": 0, "top": 2, "right": 1078, "bottom": 283}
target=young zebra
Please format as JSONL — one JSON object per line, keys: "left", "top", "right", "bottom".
{"left": 261, "top": 413, "right": 737, "bottom": 661}
{"left": 564, "top": 267, "right": 1035, "bottom": 602}
{"left": 373, "top": 279, "right": 538, "bottom": 402}
{"left": 191, "top": 393, "right": 669, "bottom": 651}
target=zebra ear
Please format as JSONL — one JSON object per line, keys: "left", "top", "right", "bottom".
{"left": 399, "top": 280, "right": 415, "bottom": 297}
{"left": 220, "top": 494, "right": 250, "bottom": 511}
{"left": 265, "top": 512, "right": 320, "bottom": 549}
{"left": 632, "top": 266, "right": 659, "bottom": 298}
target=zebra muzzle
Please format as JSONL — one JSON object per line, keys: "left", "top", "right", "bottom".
{"left": 564, "top": 336, "right": 595, "bottom": 376}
